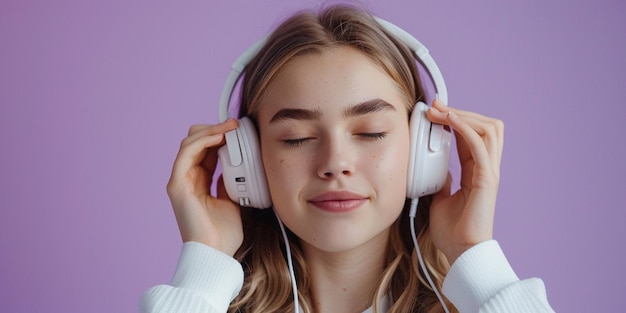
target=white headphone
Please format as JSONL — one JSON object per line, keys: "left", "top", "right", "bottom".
{"left": 217, "top": 18, "right": 451, "bottom": 209}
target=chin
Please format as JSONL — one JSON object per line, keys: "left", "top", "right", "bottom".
{"left": 297, "top": 222, "right": 391, "bottom": 254}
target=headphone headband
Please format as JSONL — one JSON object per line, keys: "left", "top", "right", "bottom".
{"left": 218, "top": 17, "right": 447, "bottom": 123}
{"left": 217, "top": 14, "right": 451, "bottom": 210}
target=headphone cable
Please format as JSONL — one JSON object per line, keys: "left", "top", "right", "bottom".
{"left": 274, "top": 199, "right": 450, "bottom": 313}
{"left": 409, "top": 198, "right": 451, "bottom": 313}
{"left": 275, "top": 209, "right": 301, "bottom": 313}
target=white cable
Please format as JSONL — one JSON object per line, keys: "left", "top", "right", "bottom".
{"left": 274, "top": 209, "right": 301, "bottom": 313}
{"left": 409, "top": 198, "right": 450, "bottom": 313}
{"left": 274, "top": 200, "right": 448, "bottom": 313}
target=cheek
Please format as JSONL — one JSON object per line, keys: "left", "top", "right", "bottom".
{"left": 265, "top": 158, "right": 293, "bottom": 184}
{"left": 364, "top": 139, "right": 410, "bottom": 223}
{"left": 369, "top": 137, "right": 410, "bottom": 188}
{"left": 261, "top": 147, "right": 307, "bottom": 201}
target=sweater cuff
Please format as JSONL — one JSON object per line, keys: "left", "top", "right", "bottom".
{"left": 442, "top": 240, "right": 519, "bottom": 312}
{"left": 170, "top": 241, "right": 244, "bottom": 311}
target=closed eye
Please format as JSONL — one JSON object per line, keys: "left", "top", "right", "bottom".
{"left": 357, "top": 132, "right": 387, "bottom": 140}
{"left": 283, "top": 137, "right": 313, "bottom": 147}
{"left": 283, "top": 132, "right": 386, "bottom": 147}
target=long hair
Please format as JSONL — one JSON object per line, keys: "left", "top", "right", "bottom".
{"left": 230, "top": 4, "right": 456, "bottom": 313}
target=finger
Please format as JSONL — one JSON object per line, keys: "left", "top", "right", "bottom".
{"left": 170, "top": 132, "right": 227, "bottom": 184}
{"left": 455, "top": 116, "right": 503, "bottom": 174}
{"left": 453, "top": 115, "right": 503, "bottom": 173}
{"left": 426, "top": 106, "right": 477, "bottom": 184}
{"left": 183, "top": 119, "right": 238, "bottom": 146}
{"left": 428, "top": 105, "right": 504, "bottom": 173}
{"left": 432, "top": 100, "right": 494, "bottom": 125}
{"left": 446, "top": 111, "right": 492, "bottom": 174}
{"left": 428, "top": 102, "right": 496, "bottom": 132}
{"left": 175, "top": 119, "right": 239, "bottom": 178}
{"left": 427, "top": 106, "right": 480, "bottom": 167}
{"left": 188, "top": 124, "right": 210, "bottom": 136}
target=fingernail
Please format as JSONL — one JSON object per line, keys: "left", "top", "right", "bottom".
{"left": 427, "top": 106, "right": 441, "bottom": 115}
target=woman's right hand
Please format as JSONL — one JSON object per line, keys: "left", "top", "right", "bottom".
{"left": 166, "top": 119, "right": 243, "bottom": 256}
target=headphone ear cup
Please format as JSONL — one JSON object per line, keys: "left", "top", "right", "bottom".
{"left": 406, "top": 102, "right": 452, "bottom": 199}
{"left": 217, "top": 117, "right": 272, "bottom": 208}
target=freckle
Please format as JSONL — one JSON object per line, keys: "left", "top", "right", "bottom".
{"left": 343, "top": 288, "right": 347, "bottom": 292}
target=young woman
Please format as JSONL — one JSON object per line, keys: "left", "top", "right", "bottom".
{"left": 141, "top": 4, "right": 554, "bottom": 313}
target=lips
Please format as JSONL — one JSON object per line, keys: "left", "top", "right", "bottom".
{"left": 308, "top": 191, "right": 368, "bottom": 213}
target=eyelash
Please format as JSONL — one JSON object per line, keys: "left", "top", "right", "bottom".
{"left": 282, "top": 132, "right": 387, "bottom": 147}
{"left": 283, "top": 138, "right": 311, "bottom": 147}
{"left": 359, "top": 132, "right": 387, "bottom": 140}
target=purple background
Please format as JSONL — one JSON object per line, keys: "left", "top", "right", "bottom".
{"left": 1, "top": 0, "right": 625, "bottom": 312}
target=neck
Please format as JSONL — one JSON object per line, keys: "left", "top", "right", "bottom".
{"left": 301, "top": 229, "right": 390, "bottom": 313}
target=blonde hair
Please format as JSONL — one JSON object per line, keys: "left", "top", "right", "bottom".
{"left": 231, "top": 4, "right": 456, "bottom": 313}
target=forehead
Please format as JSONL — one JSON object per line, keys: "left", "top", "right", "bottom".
{"left": 256, "top": 46, "right": 408, "bottom": 122}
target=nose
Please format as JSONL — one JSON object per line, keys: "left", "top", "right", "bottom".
{"left": 317, "top": 136, "right": 355, "bottom": 179}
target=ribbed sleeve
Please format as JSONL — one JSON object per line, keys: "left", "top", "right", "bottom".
{"left": 481, "top": 278, "right": 554, "bottom": 312}
{"left": 140, "top": 240, "right": 555, "bottom": 313}
{"left": 140, "top": 242, "right": 244, "bottom": 313}
{"left": 442, "top": 240, "right": 554, "bottom": 313}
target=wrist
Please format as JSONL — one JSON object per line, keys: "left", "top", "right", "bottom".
{"left": 443, "top": 244, "right": 475, "bottom": 265}
{"left": 442, "top": 236, "right": 493, "bottom": 265}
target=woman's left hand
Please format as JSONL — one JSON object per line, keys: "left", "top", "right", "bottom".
{"left": 425, "top": 99, "right": 504, "bottom": 264}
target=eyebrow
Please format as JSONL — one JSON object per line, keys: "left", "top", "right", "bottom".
{"left": 342, "top": 99, "right": 397, "bottom": 118}
{"left": 269, "top": 99, "right": 396, "bottom": 124}
{"left": 269, "top": 107, "right": 323, "bottom": 123}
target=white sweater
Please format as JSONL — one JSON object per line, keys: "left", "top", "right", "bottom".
{"left": 140, "top": 240, "right": 554, "bottom": 312}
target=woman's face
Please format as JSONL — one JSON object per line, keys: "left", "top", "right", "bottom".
{"left": 257, "top": 46, "right": 411, "bottom": 253}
